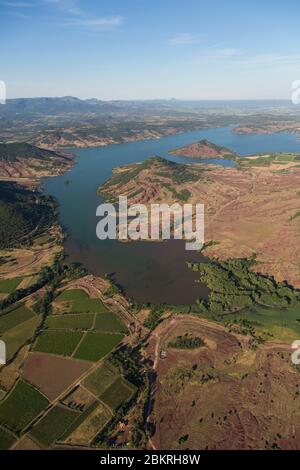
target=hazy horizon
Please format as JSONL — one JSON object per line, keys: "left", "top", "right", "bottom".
{"left": 3, "top": 96, "right": 296, "bottom": 103}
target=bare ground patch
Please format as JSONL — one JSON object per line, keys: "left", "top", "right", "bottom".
{"left": 149, "top": 316, "right": 300, "bottom": 450}
{"left": 21, "top": 352, "right": 92, "bottom": 401}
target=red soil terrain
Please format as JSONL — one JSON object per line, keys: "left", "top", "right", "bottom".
{"left": 100, "top": 157, "right": 300, "bottom": 288}
{"left": 169, "top": 139, "right": 235, "bottom": 158}
{"left": 147, "top": 316, "right": 300, "bottom": 450}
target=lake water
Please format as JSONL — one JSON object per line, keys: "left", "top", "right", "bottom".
{"left": 43, "top": 126, "right": 300, "bottom": 304}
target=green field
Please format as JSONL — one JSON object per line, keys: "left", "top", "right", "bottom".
{"left": 190, "top": 257, "right": 300, "bottom": 342}
{"left": 59, "top": 401, "right": 98, "bottom": 441}
{"left": 100, "top": 377, "right": 135, "bottom": 410}
{"left": 241, "top": 153, "right": 300, "bottom": 167}
{"left": 34, "top": 234, "right": 51, "bottom": 245}
{"left": 84, "top": 362, "right": 119, "bottom": 396}
{"left": 2, "top": 315, "right": 40, "bottom": 361}
{"left": 64, "top": 403, "right": 112, "bottom": 444}
{"left": 74, "top": 332, "right": 123, "bottom": 362}
{"left": 55, "top": 289, "right": 108, "bottom": 313}
{"left": 56, "top": 289, "right": 90, "bottom": 302}
{"left": 30, "top": 405, "right": 79, "bottom": 447}
{"left": 0, "top": 305, "right": 35, "bottom": 335}
{"left": 0, "top": 380, "right": 49, "bottom": 434}
{"left": 94, "top": 312, "right": 127, "bottom": 333}
{"left": 0, "top": 277, "right": 22, "bottom": 294}
{"left": 223, "top": 304, "right": 300, "bottom": 342}
{"left": 45, "top": 313, "right": 94, "bottom": 331}
{"left": 34, "top": 330, "right": 83, "bottom": 357}
{"left": 0, "top": 426, "right": 16, "bottom": 450}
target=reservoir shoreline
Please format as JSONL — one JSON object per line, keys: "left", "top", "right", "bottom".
{"left": 43, "top": 127, "right": 300, "bottom": 304}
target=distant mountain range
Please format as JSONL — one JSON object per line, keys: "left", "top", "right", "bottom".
{"left": 0, "top": 96, "right": 295, "bottom": 118}
{"left": 1, "top": 97, "right": 299, "bottom": 150}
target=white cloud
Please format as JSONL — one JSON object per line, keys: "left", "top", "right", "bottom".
{"left": 190, "top": 47, "right": 300, "bottom": 76}
{"left": 45, "top": 0, "right": 82, "bottom": 16}
{"left": 167, "top": 33, "right": 200, "bottom": 46}
{"left": 44, "top": 1, "right": 124, "bottom": 30}
{"left": 240, "top": 53, "right": 300, "bottom": 66}
{"left": 7, "top": 10, "right": 28, "bottom": 16}
{"left": 199, "top": 47, "right": 243, "bottom": 60}
{"left": 214, "top": 48, "right": 242, "bottom": 57}
{"left": 64, "top": 15, "right": 123, "bottom": 30}
{"left": 0, "top": 1, "right": 35, "bottom": 6}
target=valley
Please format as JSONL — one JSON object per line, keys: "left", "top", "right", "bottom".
{"left": 1, "top": 110, "right": 300, "bottom": 450}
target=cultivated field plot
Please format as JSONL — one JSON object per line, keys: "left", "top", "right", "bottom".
{"left": 94, "top": 312, "right": 127, "bottom": 333}
{"left": 83, "top": 362, "right": 136, "bottom": 411}
{"left": 0, "top": 304, "right": 35, "bottom": 335}
{"left": 30, "top": 404, "right": 80, "bottom": 447}
{"left": 12, "top": 435, "right": 42, "bottom": 450}
{"left": 22, "top": 352, "right": 92, "bottom": 400}
{"left": 2, "top": 315, "right": 40, "bottom": 361}
{"left": 0, "top": 379, "right": 49, "bottom": 434}
{"left": 100, "top": 376, "right": 135, "bottom": 411}
{"left": 74, "top": 332, "right": 123, "bottom": 362}
{"left": 0, "top": 277, "right": 22, "bottom": 293}
{"left": 62, "top": 385, "right": 94, "bottom": 411}
{"left": 64, "top": 402, "right": 112, "bottom": 446}
{"left": 84, "top": 362, "right": 119, "bottom": 397}
{"left": 0, "top": 345, "right": 29, "bottom": 392}
{"left": 45, "top": 313, "right": 95, "bottom": 331}
{"left": 45, "top": 311, "right": 126, "bottom": 335}
{"left": 59, "top": 401, "right": 99, "bottom": 442}
{"left": 54, "top": 289, "right": 108, "bottom": 314}
{"left": 34, "top": 330, "right": 83, "bottom": 357}
{"left": 0, "top": 426, "right": 16, "bottom": 450}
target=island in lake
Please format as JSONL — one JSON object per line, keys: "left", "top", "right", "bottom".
{"left": 169, "top": 139, "right": 237, "bottom": 159}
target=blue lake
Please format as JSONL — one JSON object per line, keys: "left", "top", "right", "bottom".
{"left": 43, "top": 127, "right": 300, "bottom": 304}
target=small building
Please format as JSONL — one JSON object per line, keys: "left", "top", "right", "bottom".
{"left": 160, "top": 349, "right": 167, "bottom": 359}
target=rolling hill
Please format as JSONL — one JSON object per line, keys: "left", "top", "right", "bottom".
{"left": 0, "top": 142, "right": 72, "bottom": 179}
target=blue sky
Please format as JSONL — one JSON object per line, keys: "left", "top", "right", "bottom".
{"left": 1, "top": 0, "right": 300, "bottom": 100}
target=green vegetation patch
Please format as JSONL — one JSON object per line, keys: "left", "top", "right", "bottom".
{"left": 45, "top": 313, "right": 94, "bottom": 330}
{"left": 94, "top": 312, "right": 127, "bottom": 333}
{"left": 59, "top": 401, "right": 98, "bottom": 442}
{"left": 98, "top": 156, "right": 204, "bottom": 201}
{"left": 34, "top": 235, "right": 51, "bottom": 245}
{"left": 189, "top": 257, "right": 300, "bottom": 342}
{"left": 143, "top": 305, "right": 166, "bottom": 331}
{"left": 0, "top": 142, "right": 61, "bottom": 162}
{"left": 224, "top": 304, "right": 300, "bottom": 343}
{"left": 64, "top": 403, "right": 112, "bottom": 445}
{"left": 56, "top": 289, "right": 108, "bottom": 313}
{"left": 241, "top": 153, "right": 300, "bottom": 167}
{"left": 84, "top": 362, "right": 119, "bottom": 396}
{"left": 34, "top": 330, "right": 83, "bottom": 357}
{"left": 0, "top": 181, "right": 56, "bottom": 249}
{"left": 56, "top": 289, "right": 89, "bottom": 302}
{"left": 289, "top": 210, "right": 300, "bottom": 221}
{"left": 0, "top": 426, "right": 16, "bottom": 450}
{"left": 30, "top": 405, "right": 79, "bottom": 447}
{"left": 168, "top": 334, "right": 205, "bottom": 349}
{"left": 100, "top": 376, "right": 135, "bottom": 411}
{"left": 0, "top": 277, "right": 22, "bottom": 293}
{"left": 74, "top": 332, "right": 123, "bottom": 362}
{"left": 0, "top": 304, "right": 35, "bottom": 335}
{"left": 0, "top": 380, "right": 49, "bottom": 434}
{"left": 2, "top": 315, "right": 40, "bottom": 361}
